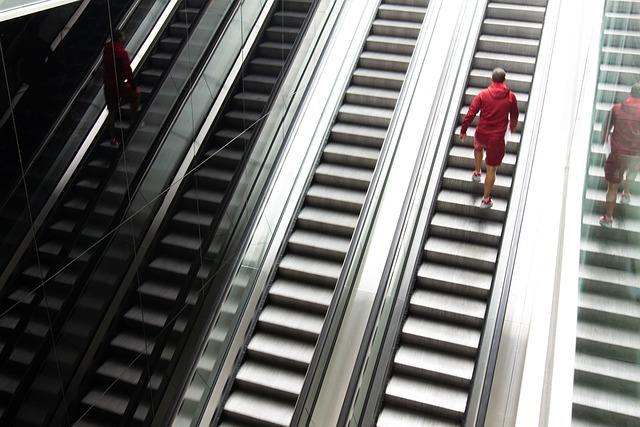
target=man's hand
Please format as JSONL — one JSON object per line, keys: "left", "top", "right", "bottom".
{"left": 460, "top": 132, "right": 467, "bottom": 143}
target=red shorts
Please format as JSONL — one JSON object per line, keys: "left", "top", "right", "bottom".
{"left": 474, "top": 138, "right": 505, "bottom": 167}
{"left": 604, "top": 152, "right": 640, "bottom": 184}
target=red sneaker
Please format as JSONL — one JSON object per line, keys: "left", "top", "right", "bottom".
{"left": 110, "top": 137, "right": 121, "bottom": 148}
{"left": 481, "top": 197, "right": 493, "bottom": 209}
{"left": 599, "top": 215, "right": 612, "bottom": 228}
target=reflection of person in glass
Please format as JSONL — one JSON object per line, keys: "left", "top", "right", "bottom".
{"left": 599, "top": 83, "right": 640, "bottom": 228}
{"left": 103, "top": 29, "right": 139, "bottom": 147}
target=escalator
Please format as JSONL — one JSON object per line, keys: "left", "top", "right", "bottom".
{"left": 0, "top": 0, "right": 136, "bottom": 199}
{"left": 0, "top": 0, "right": 212, "bottom": 422}
{"left": 213, "top": 1, "right": 430, "bottom": 425}
{"left": 70, "top": 1, "right": 320, "bottom": 425}
{"left": 572, "top": 1, "right": 640, "bottom": 424}
{"left": 362, "top": 1, "right": 547, "bottom": 425}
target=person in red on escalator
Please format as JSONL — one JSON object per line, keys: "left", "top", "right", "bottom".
{"left": 598, "top": 83, "right": 640, "bottom": 228}
{"left": 460, "top": 68, "right": 519, "bottom": 209}
{"left": 103, "top": 29, "right": 139, "bottom": 147}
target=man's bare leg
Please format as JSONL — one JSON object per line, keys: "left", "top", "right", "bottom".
{"left": 605, "top": 181, "right": 620, "bottom": 219}
{"left": 623, "top": 167, "right": 638, "bottom": 199}
{"left": 474, "top": 146, "right": 483, "bottom": 174}
{"left": 484, "top": 165, "right": 497, "bottom": 199}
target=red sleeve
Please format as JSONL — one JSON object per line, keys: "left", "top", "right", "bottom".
{"left": 509, "top": 92, "right": 519, "bottom": 131}
{"left": 461, "top": 92, "right": 482, "bottom": 134}
{"left": 601, "top": 108, "right": 614, "bottom": 145}
{"left": 117, "top": 48, "right": 135, "bottom": 87}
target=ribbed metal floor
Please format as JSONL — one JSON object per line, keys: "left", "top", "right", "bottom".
{"left": 216, "top": 1, "right": 429, "bottom": 425}
{"left": 70, "top": 1, "right": 318, "bottom": 426}
{"left": 572, "top": 1, "right": 640, "bottom": 425}
{"left": 0, "top": 0, "right": 209, "bottom": 422}
{"left": 373, "top": 1, "right": 547, "bottom": 426}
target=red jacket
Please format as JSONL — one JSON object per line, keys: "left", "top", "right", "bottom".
{"left": 605, "top": 96, "right": 640, "bottom": 156}
{"left": 461, "top": 82, "right": 519, "bottom": 145}
{"left": 103, "top": 40, "right": 134, "bottom": 98}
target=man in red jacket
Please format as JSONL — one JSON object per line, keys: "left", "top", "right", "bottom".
{"left": 460, "top": 68, "right": 519, "bottom": 208}
{"left": 103, "top": 29, "right": 139, "bottom": 147}
{"left": 599, "top": 83, "right": 640, "bottom": 227}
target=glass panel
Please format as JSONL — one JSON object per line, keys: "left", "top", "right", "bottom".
{"left": 572, "top": 0, "right": 640, "bottom": 425}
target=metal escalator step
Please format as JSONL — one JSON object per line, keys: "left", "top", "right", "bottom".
{"left": 148, "top": 256, "right": 192, "bottom": 278}
{"left": 110, "top": 332, "right": 155, "bottom": 356}
{"left": 123, "top": 305, "right": 168, "bottom": 329}
{"left": 576, "top": 319, "right": 640, "bottom": 364}
{"left": 338, "top": 103, "right": 394, "bottom": 128}
{"left": 409, "top": 289, "right": 486, "bottom": 327}
{"left": 430, "top": 212, "right": 503, "bottom": 246}
{"left": 482, "top": 18, "right": 543, "bottom": 40}
{"left": 402, "top": 316, "right": 480, "bottom": 357}
{"left": 366, "top": 34, "right": 417, "bottom": 55}
{"left": 486, "top": 2, "right": 546, "bottom": 23}
{"left": 235, "top": 360, "right": 304, "bottom": 401}
{"left": 468, "top": 67, "right": 532, "bottom": 93}
{"left": 573, "top": 383, "right": 640, "bottom": 425}
{"left": 288, "top": 229, "right": 350, "bottom": 261}
{"left": 278, "top": 254, "right": 342, "bottom": 286}
{"left": 315, "top": 163, "right": 374, "bottom": 191}
{"left": 223, "top": 390, "right": 293, "bottom": 426}
{"left": 297, "top": 206, "right": 358, "bottom": 236}
{"left": 377, "top": 405, "right": 458, "bottom": 427}
{"left": 258, "top": 305, "right": 325, "bottom": 342}
{"left": 442, "top": 166, "right": 512, "bottom": 198}
{"left": 574, "top": 352, "right": 640, "bottom": 394}
{"left": 477, "top": 34, "right": 539, "bottom": 57}
{"left": 306, "top": 184, "right": 366, "bottom": 213}
{"left": 579, "top": 290, "right": 640, "bottom": 328}
{"left": 269, "top": 279, "right": 334, "bottom": 313}
{"left": 345, "top": 84, "right": 400, "bottom": 108}
{"left": 417, "top": 259, "right": 491, "bottom": 299}
{"left": 247, "top": 332, "right": 314, "bottom": 370}
{"left": 581, "top": 238, "right": 640, "bottom": 270}
{"left": 372, "top": 18, "right": 422, "bottom": 39}
{"left": 378, "top": 4, "right": 427, "bottom": 23}
{"left": 160, "top": 232, "right": 202, "bottom": 254}
{"left": 437, "top": 189, "right": 507, "bottom": 222}
{"left": 330, "top": 122, "right": 388, "bottom": 147}
{"left": 579, "top": 264, "right": 640, "bottom": 298}
{"left": 137, "top": 280, "right": 180, "bottom": 302}
{"left": 352, "top": 67, "right": 406, "bottom": 90}
{"left": 424, "top": 237, "right": 497, "bottom": 273}
{"left": 473, "top": 50, "right": 536, "bottom": 75}
{"left": 323, "top": 142, "right": 380, "bottom": 169}
{"left": 394, "top": 345, "right": 475, "bottom": 388}
{"left": 384, "top": 374, "right": 467, "bottom": 420}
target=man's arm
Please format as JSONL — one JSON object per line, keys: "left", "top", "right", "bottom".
{"left": 509, "top": 92, "right": 519, "bottom": 132}
{"left": 601, "top": 109, "right": 613, "bottom": 145}
{"left": 118, "top": 48, "right": 135, "bottom": 88}
{"left": 460, "top": 94, "right": 482, "bottom": 142}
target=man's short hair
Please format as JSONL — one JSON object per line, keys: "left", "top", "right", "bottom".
{"left": 492, "top": 68, "right": 506, "bottom": 83}
{"left": 631, "top": 82, "right": 640, "bottom": 98}
{"left": 114, "top": 29, "right": 125, "bottom": 42}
